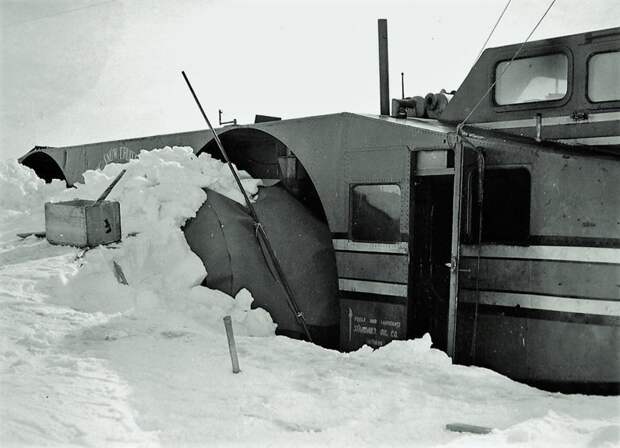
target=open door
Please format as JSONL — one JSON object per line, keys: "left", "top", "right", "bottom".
{"left": 409, "top": 141, "right": 475, "bottom": 357}
{"left": 409, "top": 173, "right": 454, "bottom": 351}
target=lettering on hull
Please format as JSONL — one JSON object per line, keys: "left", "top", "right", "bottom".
{"left": 340, "top": 298, "right": 406, "bottom": 350}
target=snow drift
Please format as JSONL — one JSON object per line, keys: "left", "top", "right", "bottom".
{"left": 0, "top": 147, "right": 618, "bottom": 447}
{"left": 2, "top": 147, "right": 275, "bottom": 333}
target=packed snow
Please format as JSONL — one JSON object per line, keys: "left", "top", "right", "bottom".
{"left": 0, "top": 147, "right": 618, "bottom": 447}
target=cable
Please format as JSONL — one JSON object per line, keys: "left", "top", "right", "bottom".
{"left": 6, "top": 0, "right": 116, "bottom": 28}
{"left": 457, "top": 0, "right": 558, "bottom": 131}
{"left": 473, "top": 0, "right": 513, "bottom": 64}
{"left": 469, "top": 151, "right": 485, "bottom": 361}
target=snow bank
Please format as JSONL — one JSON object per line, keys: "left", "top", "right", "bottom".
{"left": 53, "top": 146, "right": 262, "bottom": 232}
{"left": 1, "top": 148, "right": 276, "bottom": 445}
{"left": 1, "top": 149, "right": 619, "bottom": 447}
{"left": 0, "top": 159, "right": 65, "bottom": 214}
{"left": 1, "top": 147, "right": 275, "bottom": 335}
{"left": 0, "top": 160, "right": 65, "bottom": 240}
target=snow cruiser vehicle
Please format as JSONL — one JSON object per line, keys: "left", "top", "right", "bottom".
{"left": 19, "top": 23, "right": 620, "bottom": 394}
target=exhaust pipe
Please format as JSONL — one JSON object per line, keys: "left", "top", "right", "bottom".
{"left": 378, "top": 19, "right": 390, "bottom": 115}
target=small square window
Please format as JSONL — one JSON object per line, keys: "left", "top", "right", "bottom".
{"left": 495, "top": 53, "right": 568, "bottom": 105}
{"left": 588, "top": 51, "right": 620, "bottom": 102}
{"left": 351, "top": 184, "right": 401, "bottom": 242}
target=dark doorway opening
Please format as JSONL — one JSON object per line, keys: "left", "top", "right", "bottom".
{"left": 408, "top": 175, "right": 454, "bottom": 352}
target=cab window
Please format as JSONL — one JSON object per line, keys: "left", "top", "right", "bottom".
{"left": 351, "top": 184, "right": 401, "bottom": 242}
{"left": 588, "top": 51, "right": 620, "bottom": 102}
{"left": 495, "top": 53, "right": 568, "bottom": 105}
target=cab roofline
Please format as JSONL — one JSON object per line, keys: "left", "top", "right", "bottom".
{"left": 461, "top": 124, "right": 620, "bottom": 160}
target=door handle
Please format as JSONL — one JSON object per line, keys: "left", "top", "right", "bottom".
{"left": 444, "top": 261, "right": 470, "bottom": 273}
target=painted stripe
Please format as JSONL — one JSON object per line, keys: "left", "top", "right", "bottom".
{"left": 339, "top": 278, "right": 408, "bottom": 297}
{"left": 416, "top": 168, "right": 455, "bottom": 176}
{"left": 460, "top": 291, "right": 620, "bottom": 317}
{"left": 473, "top": 111, "right": 620, "bottom": 130}
{"left": 554, "top": 136, "right": 620, "bottom": 146}
{"left": 333, "top": 239, "right": 408, "bottom": 254}
{"left": 461, "top": 244, "right": 620, "bottom": 264}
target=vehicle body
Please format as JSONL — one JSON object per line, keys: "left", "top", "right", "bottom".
{"left": 20, "top": 27, "right": 620, "bottom": 393}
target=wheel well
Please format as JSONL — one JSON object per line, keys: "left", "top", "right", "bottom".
{"left": 199, "top": 128, "right": 328, "bottom": 222}
{"left": 20, "top": 152, "right": 67, "bottom": 185}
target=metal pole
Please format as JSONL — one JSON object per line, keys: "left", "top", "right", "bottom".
{"left": 378, "top": 19, "right": 390, "bottom": 115}
{"left": 181, "top": 72, "right": 313, "bottom": 343}
{"left": 182, "top": 72, "right": 258, "bottom": 220}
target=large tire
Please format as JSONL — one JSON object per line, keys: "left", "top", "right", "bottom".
{"left": 183, "top": 185, "right": 339, "bottom": 347}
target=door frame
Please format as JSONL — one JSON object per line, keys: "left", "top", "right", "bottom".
{"left": 446, "top": 140, "right": 465, "bottom": 358}
{"left": 411, "top": 140, "right": 469, "bottom": 359}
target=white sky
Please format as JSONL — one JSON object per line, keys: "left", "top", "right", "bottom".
{"left": 1, "top": 0, "right": 619, "bottom": 160}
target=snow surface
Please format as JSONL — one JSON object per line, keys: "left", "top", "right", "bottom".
{"left": 0, "top": 147, "right": 618, "bottom": 447}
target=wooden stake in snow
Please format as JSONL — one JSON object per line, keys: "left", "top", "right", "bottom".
{"left": 223, "top": 316, "right": 240, "bottom": 374}
{"left": 112, "top": 261, "right": 129, "bottom": 285}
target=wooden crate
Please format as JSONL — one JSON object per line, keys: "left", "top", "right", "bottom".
{"left": 45, "top": 200, "right": 121, "bottom": 248}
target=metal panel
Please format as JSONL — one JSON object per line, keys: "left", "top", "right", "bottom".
{"left": 344, "top": 147, "right": 409, "bottom": 183}
{"left": 336, "top": 252, "right": 408, "bottom": 284}
{"left": 472, "top": 142, "right": 620, "bottom": 243}
{"left": 525, "top": 317, "right": 620, "bottom": 382}
{"left": 457, "top": 303, "right": 620, "bottom": 383}
{"left": 460, "top": 257, "right": 620, "bottom": 301}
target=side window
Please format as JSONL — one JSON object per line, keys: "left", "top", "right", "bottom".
{"left": 468, "top": 168, "right": 530, "bottom": 244}
{"left": 588, "top": 51, "right": 620, "bottom": 102}
{"left": 495, "top": 53, "right": 568, "bottom": 105}
{"left": 351, "top": 184, "right": 401, "bottom": 242}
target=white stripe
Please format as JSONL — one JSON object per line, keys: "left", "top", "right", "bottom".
{"left": 339, "top": 279, "right": 408, "bottom": 297}
{"left": 416, "top": 168, "right": 455, "bottom": 176}
{"left": 473, "top": 111, "right": 620, "bottom": 130}
{"left": 554, "top": 136, "right": 620, "bottom": 146}
{"left": 333, "top": 239, "right": 408, "bottom": 254}
{"left": 461, "top": 244, "right": 620, "bottom": 264}
{"left": 461, "top": 291, "right": 620, "bottom": 317}
{"left": 475, "top": 117, "right": 536, "bottom": 129}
